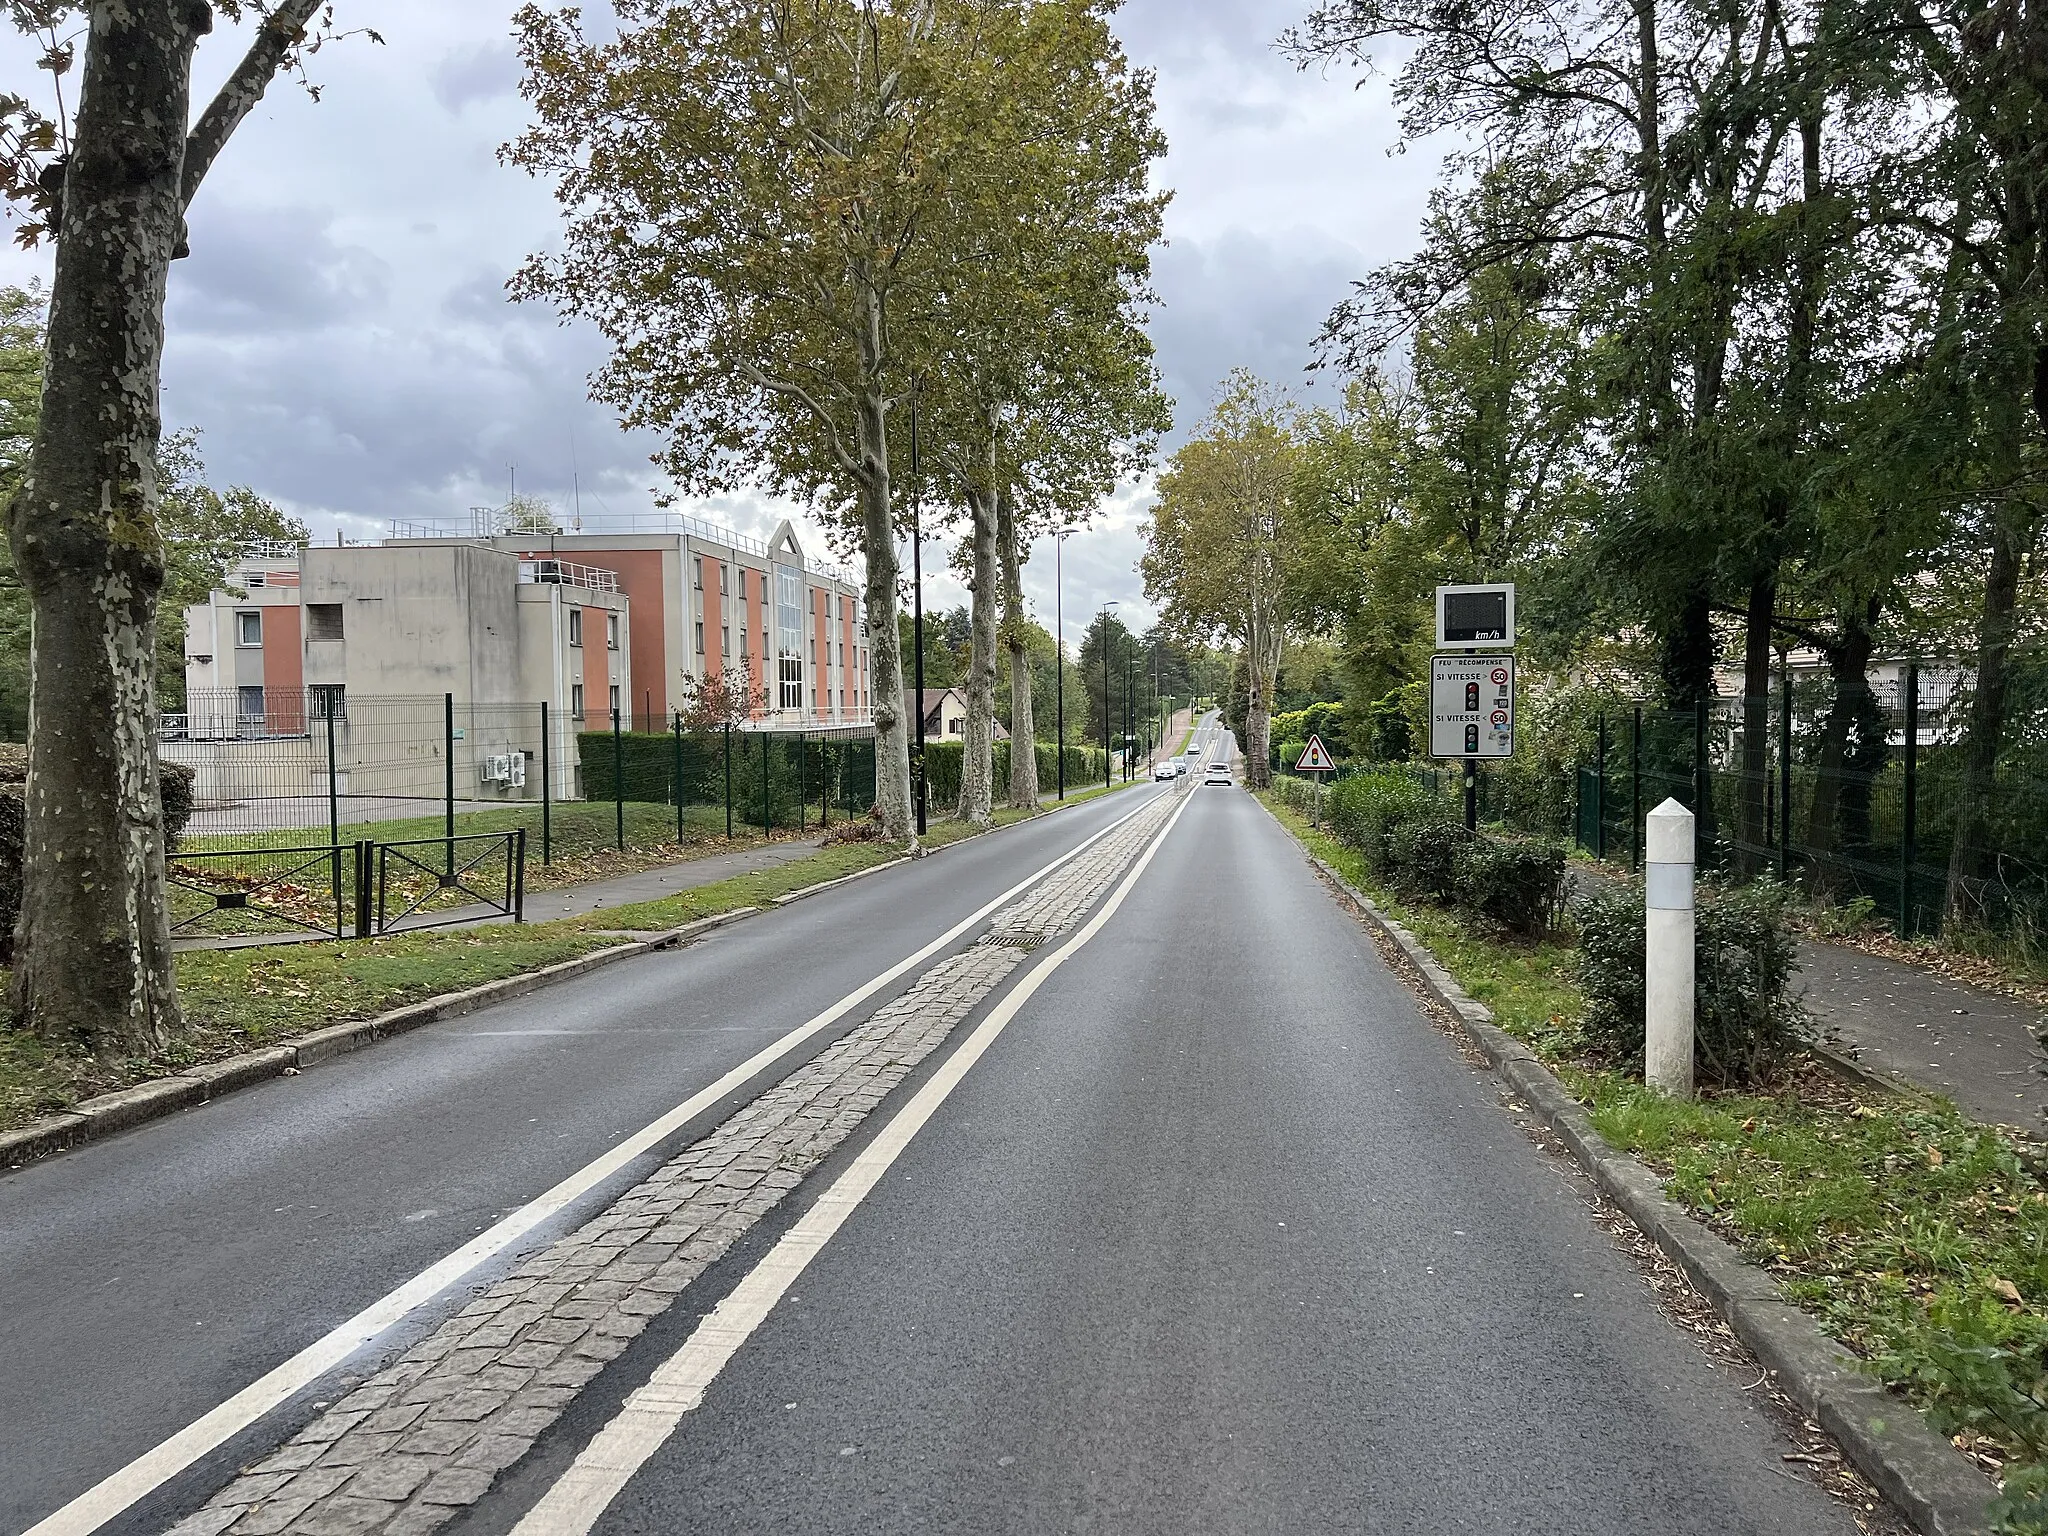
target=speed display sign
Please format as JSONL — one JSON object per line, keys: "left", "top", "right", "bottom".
{"left": 1429, "top": 654, "right": 1515, "bottom": 759}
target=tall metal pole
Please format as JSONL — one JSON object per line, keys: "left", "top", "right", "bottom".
{"left": 326, "top": 700, "right": 341, "bottom": 926}
{"left": 910, "top": 374, "right": 927, "bottom": 836}
{"left": 1123, "top": 640, "right": 1133, "bottom": 783}
{"left": 723, "top": 723, "right": 733, "bottom": 840}
{"left": 1056, "top": 529, "right": 1070, "bottom": 800}
{"left": 673, "top": 711, "right": 685, "bottom": 845}
{"left": 612, "top": 705, "right": 624, "bottom": 851}
{"left": 1900, "top": 661, "right": 1920, "bottom": 937}
{"left": 1099, "top": 601, "right": 1116, "bottom": 790}
{"left": 1778, "top": 656, "right": 1793, "bottom": 882}
{"left": 1631, "top": 705, "right": 1643, "bottom": 872}
{"left": 444, "top": 692, "right": 456, "bottom": 876}
{"left": 540, "top": 699, "right": 552, "bottom": 866}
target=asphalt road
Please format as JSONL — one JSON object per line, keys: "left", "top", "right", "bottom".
{"left": 560, "top": 755, "right": 1854, "bottom": 1535}
{"left": 6, "top": 713, "right": 1860, "bottom": 1536}
{"left": 0, "top": 780, "right": 1163, "bottom": 1536}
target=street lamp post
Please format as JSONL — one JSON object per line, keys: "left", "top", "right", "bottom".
{"left": 1098, "top": 601, "right": 1117, "bottom": 791}
{"left": 1055, "top": 529, "right": 1074, "bottom": 801}
{"left": 1123, "top": 637, "right": 1134, "bottom": 784}
{"left": 910, "top": 376, "right": 926, "bottom": 836}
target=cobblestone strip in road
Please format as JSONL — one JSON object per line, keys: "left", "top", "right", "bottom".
{"left": 172, "top": 788, "right": 1184, "bottom": 1536}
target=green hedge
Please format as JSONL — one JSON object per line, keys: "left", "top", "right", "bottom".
{"left": 1279, "top": 767, "right": 1567, "bottom": 937}
{"left": 577, "top": 729, "right": 879, "bottom": 832}
{"left": 919, "top": 740, "right": 1110, "bottom": 808}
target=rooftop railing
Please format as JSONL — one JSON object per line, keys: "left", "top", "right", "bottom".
{"left": 518, "top": 558, "right": 621, "bottom": 594}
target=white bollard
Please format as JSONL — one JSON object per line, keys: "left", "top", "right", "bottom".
{"left": 1644, "top": 798, "right": 1696, "bottom": 1099}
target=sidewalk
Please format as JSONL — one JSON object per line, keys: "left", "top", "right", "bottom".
{"left": 1801, "top": 938, "right": 2048, "bottom": 1128}
{"left": 1567, "top": 858, "right": 2048, "bottom": 1127}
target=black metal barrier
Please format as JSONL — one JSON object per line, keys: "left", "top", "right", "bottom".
{"left": 361, "top": 829, "right": 527, "bottom": 937}
{"left": 167, "top": 843, "right": 352, "bottom": 940}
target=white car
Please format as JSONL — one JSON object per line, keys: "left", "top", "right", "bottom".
{"left": 1204, "top": 763, "right": 1232, "bottom": 785}
{"left": 1153, "top": 762, "right": 1178, "bottom": 781}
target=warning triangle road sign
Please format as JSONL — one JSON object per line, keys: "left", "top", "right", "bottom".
{"left": 1296, "top": 735, "right": 1336, "bottom": 772}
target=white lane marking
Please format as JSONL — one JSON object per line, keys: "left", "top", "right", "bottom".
{"left": 23, "top": 792, "right": 1167, "bottom": 1536}
{"left": 511, "top": 784, "right": 1197, "bottom": 1536}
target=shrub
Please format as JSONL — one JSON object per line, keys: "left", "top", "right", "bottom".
{"left": 1323, "top": 769, "right": 1437, "bottom": 875}
{"left": 1268, "top": 775, "right": 1322, "bottom": 821}
{"left": 1575, "top": 878, "right": 1811, "bottom": 1089}
{"left": 1387, "top": 814, "right": 1464, "bottom": 904}
{"left": 1457, "top": 836, "right": 1568, "bottom": 936}
{"left": 159, "top": 759, "right": 195, "bottom": 850}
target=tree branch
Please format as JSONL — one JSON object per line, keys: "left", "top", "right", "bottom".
{"left": 181, "top": 0, "right": 328, "bottom": 210}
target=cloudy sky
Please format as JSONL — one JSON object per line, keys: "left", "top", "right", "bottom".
{"left": 0, "top": 1, "right": 1441, "bottom": 645}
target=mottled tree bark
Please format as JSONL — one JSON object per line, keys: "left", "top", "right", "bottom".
{"left": 998, "top": 486, "right": 1036, "bottom": 808}
{"left": 956, "top": 473, "right": 999, "bottom": 828}
{"left": 854, "top": 297, "right": 913, "bottom": 845}
{"left": 6, "top": 1, "right": 221, "bottom": 1052}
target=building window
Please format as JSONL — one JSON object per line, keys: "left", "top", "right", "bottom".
{"left": 237, "top": 685, "right": 265, "bottom": 720}
{"left": 569, "top": 608, "right": 583, "bottom": 647}
{"left": 606, "top": 613, "right": 620, "bottom": 651}
{"left": 722, "top": 625, "right": 731, "bottom": 656}
{"left": 809, "top": 636, "right": 817, "bottom": 666}
{"left": 695, "top": 621, "right": 705, "bottom": 654}
{"left": 609, "top": 684, "right": 620, "bottom": 717}
{"left": 693, "top": 556, "right": 703, "bottom": 591}
{"left": 305, "top": 603, "right": 344, "bottom": 641}
{"left": 235, "top": 611, "right": 262, "bottom": 647}
{"left": 775, "top": 563, "right": 803, "bottom": 710}
{"left": 719, "top": 563, "right": 728, "bottom": 594}
{"left": 571, "top": 683, "right": 585, "bottom": 719}
{"left": 309, "top": 684, "right": 347, "bottom": 721}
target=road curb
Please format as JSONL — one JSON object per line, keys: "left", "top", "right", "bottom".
{"left": 1271, "top": 820, "right": 1997, "bottom": 1536}
{"left": 0, "top": 907, "right": 760, "bottom": 1175}
{"left": 773, "top": 856, "right": 913, "bottom": 905}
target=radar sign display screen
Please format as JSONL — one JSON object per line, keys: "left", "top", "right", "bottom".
{"left": 1436, "top": 584, "right": 1516, "bottom": 649}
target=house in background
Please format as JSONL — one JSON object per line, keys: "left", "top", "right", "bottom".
{"left": 912, "top": 688, "right": 1008, "bottom": 741}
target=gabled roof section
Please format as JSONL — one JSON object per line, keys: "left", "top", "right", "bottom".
{"left": 768, "top": 520, "right": 805, "bottom": 565}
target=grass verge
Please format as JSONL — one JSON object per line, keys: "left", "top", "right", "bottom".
{"left": 1263, "top": 789, "right": 2048, "bottom": 1517}
{"left": 185, "top": 800, "right": 825, "bottom": 895}
{"left": 0, "top": 790, "right": 1121, "bottom": 1139}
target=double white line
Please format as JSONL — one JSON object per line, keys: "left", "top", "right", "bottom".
{"left": 25, "top": 790, "right": 1173, "bottom": 1536}
{"left": 512, "top": 779, "right": 1198, "bottom": 1535}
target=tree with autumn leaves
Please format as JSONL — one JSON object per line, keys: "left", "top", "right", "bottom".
{"left": 508, "top": 0, "right": 1166, "bottom": 840}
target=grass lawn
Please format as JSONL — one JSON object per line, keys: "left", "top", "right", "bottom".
{"left": 182, "top": 800, "right": 822, "bottom": 894}
{"left": 1262, "top": 789, "right": 2048, "bottom": 1520}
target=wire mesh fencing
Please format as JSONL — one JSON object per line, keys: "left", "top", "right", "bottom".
{"left": 1491, "top": 658, "right": 2048, "bottom": 944}
{"left": 163, "top": 690, "right": 881, "bottom": 868}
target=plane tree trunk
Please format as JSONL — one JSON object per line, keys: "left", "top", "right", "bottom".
{"left": 5, "top": 2, "right": 219, "bottom": 1053}
{"left": 956, "top": 472, "right": 999, "bottom": 827}
{"left": 999, "top": 486, "right": 1036, "bottom": 809}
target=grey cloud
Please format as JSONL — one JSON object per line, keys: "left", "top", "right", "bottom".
{"left": 1147, "top": 227, "right": 1360, "bottom": 439}
{"left": 170, "top": 203, "right": 391, "bottom": 336}
{"left": 432, "top": 42, "right": 521, "bottom": 115}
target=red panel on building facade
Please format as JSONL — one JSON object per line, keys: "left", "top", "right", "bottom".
{"left": 557, "top": 550, "right": 668, "bottom": 719}
{"left": 260, "top": 606, "right": 304, "bottom": 732}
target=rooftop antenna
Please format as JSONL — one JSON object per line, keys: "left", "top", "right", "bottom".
{"left": 570, "top": 428, "right": 584, "bottom": 531}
